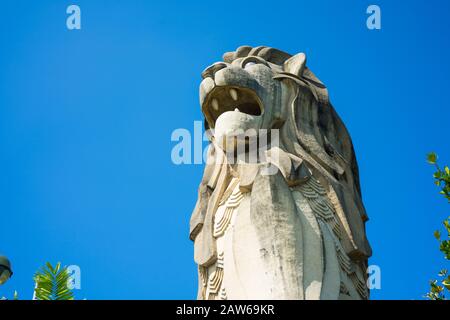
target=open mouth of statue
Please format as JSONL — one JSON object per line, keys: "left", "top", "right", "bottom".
{"left": 203, "top": 86, "right": 263, "bottom": 127}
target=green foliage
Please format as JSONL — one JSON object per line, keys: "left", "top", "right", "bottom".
{"left": 33, "top": 262, "right": 74, "bottom": 300}
{"left": 426, "top": 153, "right": 450, "bottom": 300}
{"left": 427, "top": 152, "right": 450, "bottom": 202}
{"left": 427, "top": 152, "right": 438, "bottom": 165}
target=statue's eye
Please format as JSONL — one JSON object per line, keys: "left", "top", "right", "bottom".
{"left": 241, "top": 57, "right": 269, "bottom": 69}
{"left": 241, "top": 56, "right": 269, "bottom": 69}
{"left": 244, "top": 61, "right": 257, "bottom": 69}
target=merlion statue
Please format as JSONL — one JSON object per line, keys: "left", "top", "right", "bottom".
{"left": 190, "top": 46, "right": 372, "bottom": 300}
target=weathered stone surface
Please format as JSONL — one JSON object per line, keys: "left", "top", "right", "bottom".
{"left": 190, "top": 46, "right": 371, "bottom": 300}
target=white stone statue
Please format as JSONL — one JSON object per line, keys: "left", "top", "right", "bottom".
{"left": 190, "top": 46, "right": 372, "bottom": 300}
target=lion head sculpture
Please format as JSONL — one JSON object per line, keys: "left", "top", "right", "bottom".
{"left": 190, "top": 46, "right": 372, "bottom": 300}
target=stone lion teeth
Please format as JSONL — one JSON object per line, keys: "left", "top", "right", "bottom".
{"left": 212, "top": 98, "right": 219, "bottom": 111}
{"left": 229, "top": 88, "right": 238, "bottom": 101}
{"left": 234, "top": 108, "right": 239, "bottom": 112}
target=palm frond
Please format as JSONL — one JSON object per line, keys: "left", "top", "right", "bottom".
{"left": 34, "top": 262, "right": 74, "bottom": 300}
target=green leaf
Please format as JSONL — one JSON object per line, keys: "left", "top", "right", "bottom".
{"left": 427, "top": 152, "right": 438, "bottom": 164}
{"left": 439, "top": 269, "right": 448, "bottom": 277}
{"left": 434, "top": 230, "right": 441, "bottom": 240}
{"left": 443, "top": 277, "right": 450, "bottom": 290}
{"left": 445, "top": 166, "right": 450, "bottom": 175}
{"left": 444, "top": 220, "right": 450, "bottom": 229}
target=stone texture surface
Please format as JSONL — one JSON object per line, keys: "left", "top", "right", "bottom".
{"left": 190, "top": 46, "right": 372, "bottom": 300}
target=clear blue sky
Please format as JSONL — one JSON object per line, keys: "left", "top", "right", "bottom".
{"left": 1, "top": 0, "right": 449, "bottom": 300}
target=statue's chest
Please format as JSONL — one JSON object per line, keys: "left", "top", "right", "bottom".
{"left": 213, "top": 177, "right": 244, "bottom": 238}
{"left": 203, "top": 177, "right": 246, "bottom": 300}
